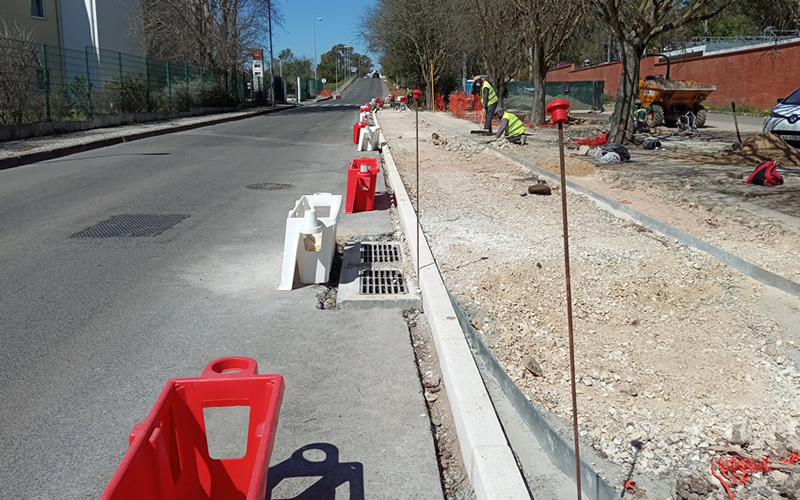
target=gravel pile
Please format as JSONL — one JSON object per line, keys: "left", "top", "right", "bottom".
{"left": 380, "top": 111, "right": 800, "bottom": 498}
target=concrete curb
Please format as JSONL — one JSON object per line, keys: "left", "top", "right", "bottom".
{"left": 373, "top": 112, "right": 532, "bottom": 500}
{"left": 0, "top": 106, "right": 294, "bottom": 171}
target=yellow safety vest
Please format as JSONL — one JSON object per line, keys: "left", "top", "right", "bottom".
{"left": 479, "top": 81, "right": 498, "bottom": 106}
{"left": 502, "top": 112, "right": 525, "bottom": 137}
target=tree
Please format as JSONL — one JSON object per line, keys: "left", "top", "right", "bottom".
{"left": 593, "top": 0, "right": 727, "bottom": 143}
{"left": 134, "top": 0, "right": 283, "bottom": 72}
{"left": 276, "top": 48, "right": 313, "bottom": 80}
{"left": 0, "top": 19, "right": 41, "bottom": 124}
{"left": 468, "top": 0, "right": 526, "bottom": 108}
{"left": 514, "top": 0, "right": 585, "bottom": 124}
{"left": 364, "top": 0, "right": 461, "bottom": 107}
{"left": 317, "top": 45, "right": 370, "bottom": 82}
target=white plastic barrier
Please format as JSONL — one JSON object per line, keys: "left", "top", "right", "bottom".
{"left": 357, "top": 125, "right": 381, "bottom": 152}
{"left": 278, "top": 193, "right": 343, "bottom": 290}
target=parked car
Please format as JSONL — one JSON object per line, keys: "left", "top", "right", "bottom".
{"left": 763, "top": 88, "right": 800, "bottom": 147}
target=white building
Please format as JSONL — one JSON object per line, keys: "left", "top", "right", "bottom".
{"left": 59, "top": 0, "right": 143, "bottom": 56}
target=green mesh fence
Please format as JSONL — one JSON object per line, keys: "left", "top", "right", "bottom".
{"left": 297, "top": 77, "right": 325, "bottom": 100}
{"left": 504, "top": 80, "right": 604, "bottom": 112}
{"left": 0, "top": 37, "right": 259, "bottom": 125}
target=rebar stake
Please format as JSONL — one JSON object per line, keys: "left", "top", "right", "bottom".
{"left": 547, "top": 99, "right": 582, "bottom": 500}
{"left": 414, "top": 89, "right": 421, "bottom": 280}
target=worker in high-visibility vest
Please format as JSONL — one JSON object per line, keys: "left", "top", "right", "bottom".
{"left": 491, "top": 108, "right": 526, "bottom": 145}
{"left": 472, "top": 75, "right": 498, "bottom": 133}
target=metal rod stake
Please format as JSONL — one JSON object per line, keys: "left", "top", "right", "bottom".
{"left": 557, "top": 120, "right": 582, "bottom": 500}
{"left": 416, "top": 104, "right": 420, "bottom": 280}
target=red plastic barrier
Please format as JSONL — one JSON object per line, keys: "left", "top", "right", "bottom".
{"left": 317, "top": 90, "right": 333, "bottom": 98}
{"left": 575, "top": 132, "right": 607, "bottom": 146}
{"left": 101, "top": 357, "right": 284, "bottom": 500}
{"left": 345, "top": 158, "right": 380, "bottom": 214}
{"left": 353, "top": 121, "right": 368, "bottom": 144}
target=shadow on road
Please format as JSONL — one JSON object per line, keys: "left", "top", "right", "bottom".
{"left": 44, "top": 152, "right": 172, "bottom": 163}
{"left": 267, "top": 442, "right": 364, "bottom": 500}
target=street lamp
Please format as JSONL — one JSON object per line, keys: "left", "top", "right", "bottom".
{"left": 312, "top": 17, "right": 322, "bottom": 83}
{"left": 335, "top": 48, "right": 338, "bottom": 96}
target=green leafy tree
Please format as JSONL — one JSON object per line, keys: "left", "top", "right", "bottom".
{"left": 592, "top": 0, "right": 727, "bottom": 143}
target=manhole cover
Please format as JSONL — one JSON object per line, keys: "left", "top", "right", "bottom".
{"left": 360, "top": 242, "right": 401, "bottom": 263}
{"left": 246, "top": 183, "right": 292, "bottom": 191}
{"left": 71, "top": 214, "right": 190, "bottom": 238}
{"left": 359, "top": 269, "right": 407, "bottom": 295}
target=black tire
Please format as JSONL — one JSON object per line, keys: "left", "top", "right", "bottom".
{"left": 695, "top": 107, "right": 708, "bottom": 127}
{"left": 647, "top": 104, "right": 665, "bottom": 127}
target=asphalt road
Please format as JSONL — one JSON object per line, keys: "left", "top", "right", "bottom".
{"left": 0, "top": 78, "right": 443, "bottom": 499}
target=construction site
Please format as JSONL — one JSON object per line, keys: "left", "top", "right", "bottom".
{"left": 357, "top": 29, "right": 800, "bottom": 499}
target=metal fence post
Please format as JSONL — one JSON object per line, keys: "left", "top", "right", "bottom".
{"left": 85, "top": 46, "right": 93, "bottom": 119}
{"left": 42, "top": 44, "right": 51, "bottom": 121}
{"left": 166, "top": 62, "right": 171, "bottom": 109}
{"left": 118, "top": 51, "right": 124, "bottom": 111}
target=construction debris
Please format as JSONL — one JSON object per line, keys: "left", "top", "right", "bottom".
{"left": 714, "top": 133, "right": 800, "bottom": 167}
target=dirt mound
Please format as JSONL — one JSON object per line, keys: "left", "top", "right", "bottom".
{"left": 713, "top": 133, "right": 800, "bottom": 167}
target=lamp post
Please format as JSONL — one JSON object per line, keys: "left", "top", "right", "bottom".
{"left": 335, "top": 47, "right": 338, "bottom": 96}
{"left": 312, "top": 17, "right": 322, "bottom": 84}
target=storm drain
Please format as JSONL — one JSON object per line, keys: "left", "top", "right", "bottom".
{"left": 71, "top": 214, "right": 190, "bottom": 238}
{"left": 246, "top": 183, "right": 292, "bottom": 191}
{"left": 359, "top": 269, "right": 407, "bottom": 295}
{"left": 360, "top": 242, "right": 401, "bottom": 263}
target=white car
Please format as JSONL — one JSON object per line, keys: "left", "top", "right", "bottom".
{"left": 763, "top": 88, "right": 800, "bottom": 147}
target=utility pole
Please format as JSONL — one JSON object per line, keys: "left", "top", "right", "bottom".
{"left": 268, "top": 0, "right": 275, "bottom": 110}
{"left": 313, "top": 18, "right": 323, "bottom": 83}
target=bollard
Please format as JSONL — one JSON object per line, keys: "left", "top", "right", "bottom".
{"left": 352, "top": 121, "right": 368, "bottom": 144}
{"left": 345, "top": 158, "right": 380, "bottom": 213}
{"left": 278, "top": 193, "right": 343, "bottom": 289}
{"left": 101, "top": 357, "right": 284, "bottom": 500}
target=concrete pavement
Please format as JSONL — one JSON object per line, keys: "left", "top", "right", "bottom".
{"left": 0, "top": 79, "right": 443, "bottom": 498}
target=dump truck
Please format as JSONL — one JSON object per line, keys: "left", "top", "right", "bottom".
{"left": 640, "top": 54, "right": 716, "bottom": 128}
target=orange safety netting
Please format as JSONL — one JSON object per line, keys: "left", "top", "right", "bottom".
{"left": 435, "top": 93, "right": 446, "bottom": 111}
{"left": 711, "top": 451, "right": 800, "bottom": 500}
{"left": 317, "top": 90, "right": 333, "bottom": 98}
{"left": 448, "top": 92, "right": 483, "bottom": 125}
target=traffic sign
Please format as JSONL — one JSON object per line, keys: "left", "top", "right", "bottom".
{"left": 321, "top": 78, "right": 327, "bottom": 83}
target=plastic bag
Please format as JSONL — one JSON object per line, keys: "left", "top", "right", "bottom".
{"left": 595, "top": 149, "right": 622, "bottom": 164}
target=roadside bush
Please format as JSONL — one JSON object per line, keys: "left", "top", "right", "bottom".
{"left": 171, "top": 76, "right": 233, "bottom": 111}
{"left": 69, "top": 76, "right": 91, "bottom": 119}
{"left": 95, "top": 75, "right": 148, "bottom": 114}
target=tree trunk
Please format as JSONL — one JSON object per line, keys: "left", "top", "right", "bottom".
{"left": 530, "top": 44, "right": 546, "bottom": 126}
{"left": 609, "top": 41, "right": 644, "bottom": 144}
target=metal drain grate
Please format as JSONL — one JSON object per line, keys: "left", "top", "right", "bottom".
{"left": 246, "top": 183, "right": 292, "bottom": 191}
{"left": 359, "top": 270, "right": 407, "bottom": 295}
{"left": 71, "top": 214, "right": 190, "bottom": 238}
{"left": 360, "top": 242, "right": 401, "bottom": 263}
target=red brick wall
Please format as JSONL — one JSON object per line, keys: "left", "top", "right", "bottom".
{"left": 547, "top": 41, "right": 800, "bottom": 110}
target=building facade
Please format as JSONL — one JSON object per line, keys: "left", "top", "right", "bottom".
{"left": 0, "top": 0, "right": 62, "bottom": 47}
{"left": 0, "top": 0, "right": 142, "bottom": 55}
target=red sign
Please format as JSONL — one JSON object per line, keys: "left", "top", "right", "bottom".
{"left": 253, "top": 49, "right": 263, "bottom": 60}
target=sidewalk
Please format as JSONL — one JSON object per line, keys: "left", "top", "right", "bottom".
{"left": 0, "top": 103, "right": 298, "bottom": 170}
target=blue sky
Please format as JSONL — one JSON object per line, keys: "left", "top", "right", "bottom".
{"left": 268, "top": 0, "right": 376, "bottom": 66}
